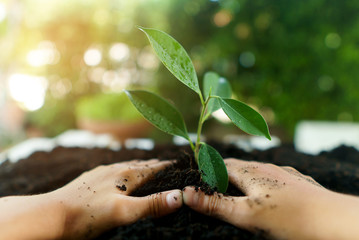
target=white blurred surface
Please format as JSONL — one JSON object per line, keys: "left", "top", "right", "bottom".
{"left": 173, "top": 133, "right": 279, "bottom": 152}
{"left": 173, "top": 133, "right": 204, "bottom": 146}
{"left": 0, "top": 130, "right": 283, "bottom": 165}
{"left": 2, "top": 138, "right": 56, "bottom": 164}
{"left": 125, "top": 138, "right": 154, "bottom": 150}
{"left": 55, "top": 130, "right": 120, "bottom": 149}
{"left": 294, "top": 121, "right": 359, "bottom": 154}
{"left": 223, "top": 135, "right": 281, "bottom": 152}
{"left": 0, "top": 130, "right": 126, "bottom": 164}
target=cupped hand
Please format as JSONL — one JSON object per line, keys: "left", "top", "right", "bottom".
{"left": 183, "top": 158, "right": 333, "bottom": 240}
{"left": 51, "top": 159, "right": 182, "bottom": 239}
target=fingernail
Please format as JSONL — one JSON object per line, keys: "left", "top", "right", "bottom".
{"left": 166, "top": 190, "right": 182, "bottom": 208}
{"left": 182, "top": 187, "right": 200, "bottom": 207}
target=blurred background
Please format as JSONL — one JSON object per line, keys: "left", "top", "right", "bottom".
{"left": 0, "top": 0, "right": 358, "bottom": 151}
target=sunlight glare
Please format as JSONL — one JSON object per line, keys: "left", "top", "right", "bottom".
{"left": 8, "top": 74, "right": 48, "bottom": 111}
{"left": 0, "top": 3, "right": 6, "bottom": 23}
{"left": 27, "top": 41, "right": 60, "bottom": 67}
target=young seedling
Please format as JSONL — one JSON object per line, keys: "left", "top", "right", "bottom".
{"left": 125, "top": 27, "right": 271, "bottom": 193}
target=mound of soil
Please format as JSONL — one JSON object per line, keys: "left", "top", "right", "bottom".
{"left": 1, "top": 142, "right": 359, "bottom": 239}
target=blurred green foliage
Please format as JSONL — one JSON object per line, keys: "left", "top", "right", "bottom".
{"left": 1, "top": 0, "right": 359, "bottom": 141}
{"left": 75, "top": 93, "right": 143, "bottom": 122}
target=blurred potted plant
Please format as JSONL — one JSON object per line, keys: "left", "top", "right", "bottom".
{"left": 75, "top": 92, "right": 152, "bottom": 142}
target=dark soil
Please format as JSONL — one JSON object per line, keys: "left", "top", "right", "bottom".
{"left": 1, "top": 142, "right": 359, "bottom": 239}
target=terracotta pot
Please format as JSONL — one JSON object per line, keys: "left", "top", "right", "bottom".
{"left": 77, "top": 118, "right": 152, "bottom": 142}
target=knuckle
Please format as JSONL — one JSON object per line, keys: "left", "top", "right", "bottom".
{"left": 121, "top": 168, "right": 136, "bottom": 176}
{"left": 282, "top": 166, "right": 296, "bottom": 171}
{"left": 285, "top": 167, "right": 300, "bottom": 174}
{"left": 205, "top": 193, "right": 222, "bottom": 217}
{"left": 93, "top": 165, "right": 105, "bottom": 171}
{"left": 305, "top": 175, "right": 315, "bottom": 182}
{"left": 263, "top": 162, "right": 277, "bottom": 168}
{"left": 148, "top": 193, "right": 164, "bottom": 218}
{"left": 245, "top": 196, "right": 267, "bottom": 215}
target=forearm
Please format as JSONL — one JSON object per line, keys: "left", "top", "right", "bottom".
{"left": 269, "top": 189, "right": 359, "bottom": 240}
{"left": 305, "top": 190, "right": 359, "bottom": 240}
{"left": 0, "top": 192, "right": 65, "bottom": 240}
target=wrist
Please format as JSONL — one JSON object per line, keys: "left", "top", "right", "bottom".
{"left": 0, "top": 193, "right": 67, "bottom": 240}
{"left": 35, "top": 191, "right": 68, "bottom": 239}
{"left": 50, "top": 188, "right": 87, "bottom": 239}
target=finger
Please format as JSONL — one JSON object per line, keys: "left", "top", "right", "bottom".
{"left": 129, "top": 162, "right": 172, "bottom": 190}
{"left": 282, "top": 166, "right": 303, "bottom": 176}
{"left": 115, "top": 161, "right": 173, "bottom": 193}
{"left": 135, "top": 160, "right": 173, "bottom": 179}
{"left": 183, "top": 186, "right": 249, "bottom": 228}
{"left": 129, "top": 159, "right": 161, "bottom": 166}
{"left": 111, "top": 159, "right": 167, "bottom": 169}
{"left": 282, "top": 166, "right": 298, "bottom": 172}
{"left": 129, "top": 189, "right": 182, "bottom": 221}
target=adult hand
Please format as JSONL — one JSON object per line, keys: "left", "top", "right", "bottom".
{"left": 183, "top": 158, "right": 359, "bottom": 240}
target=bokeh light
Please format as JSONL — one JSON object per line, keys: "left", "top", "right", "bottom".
{"left": 234, "top": 23, "right": 250, "bottom": 40}
{"left": 239, "top": 51, "right": 255, "bottom": 68}
{"left": 213, "top": 10, "right": 232, "bottom": 27}
{"left": 137, "top": 47, "right": 159, "bottom": 70}
{"left": 318, "top": 75, "right": 334, "bottom": 92}
{"left": 8, "top": 74, "right": 48, "bottom": 111}
{"left": 109, "top": 43, "right": 130, "bottom": 62}
{"left": 84, "top": 48, "right": 102, "bottom": 66}
{"left": 27, "top": 41, "right": 60, "bottom": 67}
{"left": 50, "top": 78, "right": 72, "bottom": 99}
{"left": 325, "top": 33, "right": 341, "bottom": 49}
{"left": 254, "top": 13, "right": 272, "bottom": 30}
{"left": 0, "top": 2, "right": 6, "bottom": 23}
{"left": 88, "top": 67, "right": 106, "bottom": 84}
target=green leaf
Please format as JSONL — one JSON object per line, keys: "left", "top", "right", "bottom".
{"left": 198, "top": 143, "right": 228, "bottom": 193}
{"left": 219, "top": 98, "right": 271, "bottom": 140}
{"left": 124, "top": 90, "right": 190, "bottom": 140}
{"left": 138, "top": 26, "right": 200, "bottom": 95}
{"left": 203, "top": 72, "right": 232, "bottom": 116}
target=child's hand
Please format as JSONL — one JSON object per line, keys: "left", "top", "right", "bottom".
{"left": 54, "top": 159, "right": 182, "bottom": 239}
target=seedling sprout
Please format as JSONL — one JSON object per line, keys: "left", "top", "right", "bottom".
{"left": 125, "top": 27, "right": 271, "bottom": 192}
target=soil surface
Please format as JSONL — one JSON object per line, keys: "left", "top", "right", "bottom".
{"left": 1, "top": 142, "right": 359, "bottom": 239}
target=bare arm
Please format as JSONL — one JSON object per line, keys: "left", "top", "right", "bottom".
{"left": 183, "top": 158, "right": 359, "bottom": 240}
{"left": 0, "top": 159, "right": 182, "bottom": 240}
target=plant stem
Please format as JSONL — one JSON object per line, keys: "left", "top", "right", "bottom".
{"left": 198, "top": 92, "right": 205, "bottom": 106}
{"left": 194, "top": 96, "right": 210, "bottom": 164}
{"left": 188, "top": 139, "right": 195, "bottom": 152}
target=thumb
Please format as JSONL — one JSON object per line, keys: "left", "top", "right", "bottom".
{"left": 183, "top": 186, "right": 242, "bottom": 224}
{"left": 133, "top": 189, "right": 183, "bottom": 219}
